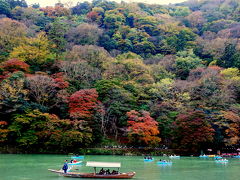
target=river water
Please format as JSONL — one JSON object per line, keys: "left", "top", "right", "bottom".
{"left": 0, "top": 154, "right": 239, "bottom": 180}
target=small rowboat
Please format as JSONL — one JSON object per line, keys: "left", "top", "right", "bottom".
{"left": 208, "top": 155, "right": 215, "bottom": 157}
{"left": 169, "top": 155, "right": 180, "bottom": 159}
{"left": 157, "top": 161, "right": 172, "bottom": 165}
{"left": 214, "top": 156, "right": 222, "bottom": 159}
{"left": 144, "top": 158, "right": 154, "bottom": 162}
{"left": 71, "top": 156, "right": 84, "bottom": 159}
{"left": 49, "top": 161, "right": 136, "bottom": 179}
{"left": 215, "top": 159, "right": 228, "bottom": 163}
{"left": 199, "top": 155, "right": 208, "bottom": 158}
{"left": 233, "top": 155, "right": 240, "bottom": 158}
{"left": 68, "top": 161, "right": 82, "bottom": 166}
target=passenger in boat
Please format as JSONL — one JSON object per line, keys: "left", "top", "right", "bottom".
{"left": 99, "top": 168, "right": 104, "bottom": 175}
{"left": 106, "top": 169, "right": 110, "bottom": 175}
{"left": 112, "top": 170, "right": 119, "bottom": 174}
{"left": 73, "top": 159, "right": 77, "bottom": 163}
{"left": 70, "top": 159, "right": 73, "bottom": 163}
{"left": 62, "top": 160, "right": 68, "bottom": 173}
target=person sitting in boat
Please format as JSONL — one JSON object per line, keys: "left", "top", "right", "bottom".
{"left": 62, "top": 160, "right": 68, "bottom": 173}
{"left": 99, "top": 168, "right": 104, "bottom": 175}
{"left": 70, "top": 159, "right": 73, "bottom": 163}
{"left": 112, "top": 170, "right": 117, "bottom": 174}
{"left": 106, "top": 169, "right": 110, "bottom": 175}
{"left": 73, "top": 159, "right": 77, "bottom": 163}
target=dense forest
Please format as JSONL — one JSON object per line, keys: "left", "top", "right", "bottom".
{"left": 0, "top": 0, "right": 240, "bottom": 154}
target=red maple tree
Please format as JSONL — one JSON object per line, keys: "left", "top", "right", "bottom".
{"left": 51, "top": 72, "right": 69, "bottom": 89}
{"left": 127, "top": 110, "right": 161, "bottom": 146}
{"left": 68, "top": 89, "right": 103, "bottom": 119}
{"left": 1, "top": 58, "right": 29, "bottom": 73}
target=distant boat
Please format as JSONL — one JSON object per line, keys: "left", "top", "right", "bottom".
{"left": 169, "top": 155, "right": 180, "bottom": 159}
{"left": 208, "top": 155, "right": 215, "bottom": 157}
{"left": 157, "top": 161, "right": 172, "bottom": 165}
{"left": 144, "top": 158, "right": 154, "bottom": 162}
{"left": 71, "top": 156, "right": 85, "bottom": 159}
{"left": 48, "top": 161, "right": 136, "bottom": 179}
{"left": 233, "top": 155, "right": 240, "bottom": 158}
{"left": 214, "top": 156, "right": 222, "bottom": 159}
{"left": 215, "top": 159, "right": 228, "bottom": 163}
{"left": 199, "top": 155, "right": 208, "bottom": 158}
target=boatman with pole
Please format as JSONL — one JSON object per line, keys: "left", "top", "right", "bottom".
{"left": 62, "top": 160, "right": 68, "bottom": 173}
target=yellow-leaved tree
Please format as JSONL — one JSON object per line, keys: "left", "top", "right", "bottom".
{"left": 9, "top": 32, "right": 55, "bottom": 66}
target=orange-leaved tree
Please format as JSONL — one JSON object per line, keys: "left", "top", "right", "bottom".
{"left": 68, "top": 88, "right": 105, "bottom": 142}
{"left": 127, "top": 110, "right": 161, "bottom": 146}
{"left": 68, "top": 88, "right": 104, "bottom": 119}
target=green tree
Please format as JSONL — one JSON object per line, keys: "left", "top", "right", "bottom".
{"left": 9, "top": 110, "right": 92, "bottom": 152}
{"left": 175, "top": 49, "right": 203, "bottom": 79}
{"left": 0, "top": 71, "right": 28, "bottom": 114}
{"left": 0, "top": 0, "right": 11, "bottom": 17}
{"left": 47, "top": 19, "right": 69, "bottom": 59}
{"left": 6, "top": 0, "right": 27, "bottom": 9}
{"left": 217, "top": 43, "right": 237, "bottom": 68}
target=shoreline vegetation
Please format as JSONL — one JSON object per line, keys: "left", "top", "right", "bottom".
{"left": 1, "top": 0, "right": 240, "bottom": 155}
{"left": 0, "top": 146, "right": 182, "bottom": 156}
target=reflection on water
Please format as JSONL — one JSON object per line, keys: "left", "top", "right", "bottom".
{"left": 0, "top": 154, "right": 239, "bottom": 180}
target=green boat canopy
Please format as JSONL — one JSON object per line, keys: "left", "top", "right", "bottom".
{"left": 86, "top": 161, "right": 121, "bottom": 168}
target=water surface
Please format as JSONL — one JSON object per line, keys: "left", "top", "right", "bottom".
{"left": 0, "top": 154, "right": 239, "bottom": 180}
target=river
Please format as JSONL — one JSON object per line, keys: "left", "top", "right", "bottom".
{"left": 0, "top": 154, "right": 239, "bottom": 180}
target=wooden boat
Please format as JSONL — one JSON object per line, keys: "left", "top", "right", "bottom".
{"left": 48, "top": 161, "right": 136, "bottom": 179}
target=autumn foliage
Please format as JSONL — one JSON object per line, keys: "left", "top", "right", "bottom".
{"left": 0, "top": 58, "right": 29, "bottom": 81}
{"left": 1, "top": 58, "right": 29, "bottom": 72}
{"left": 1, "top": 0, "right": 240, "bottom": 153}
{"left": 68, "top": 89, "right": 103, "bottom": 119}
{"left": 127, "top": 110, "right": 161, "bottom": 146}
{"left": 173, "top": 110, "right": 215, "bottom": 152}
{"left": 51, "top": 72, "right": 69, "bottom": 89}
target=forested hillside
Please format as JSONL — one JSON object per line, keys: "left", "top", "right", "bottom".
{"left": 0, "top": 0, "right": 240, "bottom": 154}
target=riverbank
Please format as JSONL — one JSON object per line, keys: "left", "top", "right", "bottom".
{"left": 0, "top": 146, "right": 175, "bottom": 155}
{"left": 77, "top": 147, "right": 175, "bottom": 156}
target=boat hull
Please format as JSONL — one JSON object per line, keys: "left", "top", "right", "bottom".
{"left": 48, "top": 169, "right": 135, "bottom": 179}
